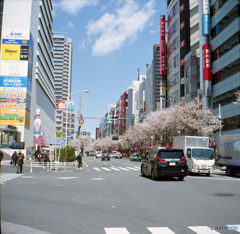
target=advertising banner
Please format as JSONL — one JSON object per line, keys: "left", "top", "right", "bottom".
{"left": 2, "top": 38, "right": 29, "bottom": 45}
{"left": 0, "top": 76, "right": 28, "bottom": 87}
{"left": 1, "top": 44, "right": 21, "bottom": 60}
{"left": 160, "top": 80, "right": 166, "bottom": 96}
{"left": 202, "top": 44, "right": 211, "bottom": 81}
{"left": 0, "top": 87, "right": 27, "bottom": 93}
{"left": 0, "top": 60, "right": 28, "bottom": 76}
{"left": 0, "top": 109, "right": 30, "bottom": 128}
{"left": 0, "top": 92, "right": 26, "bottom": 99}
{"left": 203, "top": 0, "right": 210, "bottom": 14}
{"left": 202, "top": 14, "right": 210, "bottom": 35}
{"left": 160, "top": 15, "right": 166, "bottom": 74}
{"left": 2, "top": 29, "right": 29, "bottom": 40}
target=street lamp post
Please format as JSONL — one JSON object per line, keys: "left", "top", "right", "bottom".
{"left": 65, "top": 90, "right": 89, "bottom": 149}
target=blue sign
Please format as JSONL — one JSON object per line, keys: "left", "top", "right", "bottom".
{"left": 52, "top": 137, "right": 65, "bottom": 141}
{"left": 202, "top": 14, "right": 210, "bottom": 35}
{"left": 67, "top": 132, "right": 71, "bottom": 136}
{"left": 2, "top": 39, "right": 30, "bottom": 45}
{"left": 33, "top": 131, "right": 42, "bottom": 135}
{"left": 65, "top": 103, "right": 74, "bottom": 111}
{"left": 0, "top": 76, "right": 27, "bottom": 87}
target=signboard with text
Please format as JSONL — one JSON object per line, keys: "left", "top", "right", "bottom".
{"left": 160, "top": 15, "right": 166, "bottom": 74}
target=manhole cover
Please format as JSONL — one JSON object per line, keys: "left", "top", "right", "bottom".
{"left": 214, "top": 193, "right": 234, "bottom": 196}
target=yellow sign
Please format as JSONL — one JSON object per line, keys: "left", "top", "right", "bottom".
{"left": 0, "top": 109, "right": 30, "bottom": 128}
{"left": 0, "top": 92, "right": 26, "bottom": 99}
{"left": 1, "top": 44, "right": 21, "bottom": 60}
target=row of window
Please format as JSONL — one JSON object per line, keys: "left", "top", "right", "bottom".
{"left": 168, "top": 2, "right": 179, "bottom": 21}
{"left": 211, "top": 0, "right": 228, "bottom": 16}
{"left": 212, "top": 58, "right": 240, "bottom": 85}
{"left": 211, "top": 5, "right": 239, "bottom": 40}
{"left": 170, "top": 54, "right": 179, "bottom": 71}
{"left": 168, "top": 36, "right": 179, "bottom": 57}
{"left": 212, "top": 31, "right": 240, "bottom": 62}
{"left": 167, "top": 72, "right": 180, "bottom": 89}
{"left": 213, "top": 87, "right": 240, "bottom": 109}
{"left": 222, "top": 115, "right": 240, "bottom": 131}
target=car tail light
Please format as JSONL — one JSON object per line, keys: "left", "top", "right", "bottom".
{"left": 157, "top": 157, "right": 165, "bottom": 162}
{"left": 180, "top": 156, "right": 186, "bottom": 162}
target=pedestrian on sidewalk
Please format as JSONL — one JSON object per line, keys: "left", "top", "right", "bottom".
{"left": 11, "top": 151, "right": 18, "bottom": 167}
{"left": 43, "top": 151, "right": 49, "bottom": 169}
{"left": 0, "top": 150, "right": 3, "bottom": 168}
{"left": 16, "top": 150, "right": 25, "bottom": 174}
{"left": 76, "top": 153, "right": 82, "bottom": 169}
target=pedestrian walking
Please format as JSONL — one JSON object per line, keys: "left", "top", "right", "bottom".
{"left": 11, "top": 151, "right": 18, "bottom": 167}
{"left": 0, "top": 150, "right": 3, "bottom": 168}
{"left": 34, "top": 150, "right": 39, "bottom": 162}
{"left": 16, "top": 150, "right": 25, "bottom": 174}
{"left": 43, "top": 151, "right": 49, "bottom": 169}
{"left": 76, "top": 153, "right": 82, "bottom": 169}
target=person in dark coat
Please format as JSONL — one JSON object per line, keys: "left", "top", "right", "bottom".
{"left": 34, "top": 150, "right": 39, "bottom": 162}
{"left": 0, "top": 150, "right": 3, "bottom": 168}
{"left": 16, "top": 150, "right": 25, "bottom": 174}
{"left": 11, "top": 151, "right": 18, "bottom": 167}
{"left": 43, "top": 151, "right": 49, "bottom": 169}
{"left": 76, "top": 153, "right": 82, "bottom": 169}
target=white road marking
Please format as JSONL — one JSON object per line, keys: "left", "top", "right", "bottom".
{"left": 57, "top": 177, "right": 77, "bottom": 180}
{"left": 102, "top": 167, "right": 111, "bottom": 171}
{"left": 82, "top": 160, "right": 89, "bottom": 167}
{"left": 104, "top": 228, "right": 130, "bottom": 234}
{"left": 188, "top": 176, "right": 240, "bottom": 181}
{"left": 188, "top": 226, "right": 220, "bottom": 234}
{"left": 118, "top": 167, "right": 130, "bottom": 171}
{"left": 93, "top": 167, "right": 102, "bottom": 171}
{"left": 147, "top": 227, "right": 175, "bottom": 234}
{"left": 126, "top": 167, "right": 139, "bottom": 171}
{"left": 0, "top": 173, "right": 22, "bottom": 184}
{"left": 110, "top": 167, "right": 121, "bottom": 171}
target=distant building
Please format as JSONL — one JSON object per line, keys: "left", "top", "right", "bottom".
{"left": 53, "top": 33, "right": 73, "bottom": 106}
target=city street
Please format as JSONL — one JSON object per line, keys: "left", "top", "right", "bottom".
{"left": 1, "top": 156, "right": 240, "bottom": 234}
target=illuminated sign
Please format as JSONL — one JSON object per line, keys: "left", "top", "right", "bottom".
{"left": 202, "top": 14, "right": 210, "bottom": 35}
{"left": 1, "top": 45, "right": 21, "bottom": 60}
{"left": 0, "top": 76, "right": 27, "bottom": 87}
{"left": 160, "top": 15, "right": 166, "bottom": 74}
{"left": 58, "top": 101, "right": 65, "bottom": 109}
{"left": 0, "top": 60, "right": 28, "bottom": 76}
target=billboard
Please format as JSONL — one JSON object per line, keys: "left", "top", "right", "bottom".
{"left": 1, "top": 44, "right": 21, "bottom": 60}
{"left": 2, "top": 29, "right": 29, "bottom": 40}
{"left": 202, "top": 14, "right": 210, "bottom": 35}
{"left": 2, "top": 39, "right": 29, "bottom": 45}
{"left": 202, "top": 44, "right": 211, "bottom": 81}
{"left": 0, "top": 60, "right": 28, "bottom": 76}
{"left": 0, "top": 76, "right": 28, "bottom": 87}
{"left": 160, "top": 15, "right": 166, "bottom": 74}
{"left": 0, "top": 109, "right": 30, "bottom": 128}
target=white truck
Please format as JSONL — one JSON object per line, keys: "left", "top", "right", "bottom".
{"left": 217, "top": 134, "right": 240, "bottom": 176}
{"left": 173, "top": 136, "right": 215, "bottom": 176}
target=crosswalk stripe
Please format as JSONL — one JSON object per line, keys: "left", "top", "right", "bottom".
{"left": 110, "top": 167, "right": 121, "bottom": 171}
{"left": 126, "top": 167, "right": 139, "bottom": 171}
{"left": 102, "top": 167, "right": 111, "bottom": 171}
{"left": 93, "top": 167, "right": 101, "bottom": 171}
{"left": 147, "top": 227, "right": 175, "bottom": 234}
{"left": 104, "top": 228, "right": 129, "bottom": 234}
{"left": 0, "top": 173, "right": 22, "bottom": 184}
{"left": 188, "top": 226, "right": 220, "bottom": 234}
{"left": 118, "top": 167, "right": 130, "bottom": 171}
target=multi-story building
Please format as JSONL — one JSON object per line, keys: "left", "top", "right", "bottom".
{"left": 55, "top": 101, "right": 76, "bottom": 135}
{"left": 119, "top": 91, "right": 128, "bottom": 135}
{"left": 53, "top": 33, "right": 72, "bottom": 106}
{"left": 0, "top": 0, "right": 55, "bottom": 154}
{"left": 210, "top": 0, "right": 240, "bottom": 134}
{"left": 145, "top": 62, "right": 155, "bottom": 115}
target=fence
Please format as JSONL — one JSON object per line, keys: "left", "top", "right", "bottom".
{"left": 30, "top": 161, "right": 79, "bottom": 173}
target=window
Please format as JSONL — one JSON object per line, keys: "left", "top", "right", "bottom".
{"left": 210, "top": 0, "right": 228, "bottom": 16}
{"left": 186, "top": 68, "right": 189, "bottom": 77}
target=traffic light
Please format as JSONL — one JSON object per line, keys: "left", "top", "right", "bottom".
{"left": 112, "top": 135, "right": 119, "bottom": 140}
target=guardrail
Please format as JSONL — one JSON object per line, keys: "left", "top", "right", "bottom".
{"left": 30, "top": 161, "right": 78, "bottom": 173}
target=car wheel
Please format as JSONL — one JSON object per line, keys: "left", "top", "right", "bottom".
{"left": 141, "top": 166, "right": 146, "bottom": 177}
{"left": 151, "top": 169, "right": 155, "bottom": 180}
{"left": 178, "top": 176, "right": 184, "bottom": 181}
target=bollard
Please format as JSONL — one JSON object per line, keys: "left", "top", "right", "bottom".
{"left": 30, "top": 161, "right": 33, "bottom": 173}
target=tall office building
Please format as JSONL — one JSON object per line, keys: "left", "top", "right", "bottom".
{"left": 0, "top": 0, "right": 55, "bottom": 154}
{"left": 53, "top": 33, "right": 72, "bottom": 106}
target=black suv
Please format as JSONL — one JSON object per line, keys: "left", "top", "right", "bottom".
{"left": 101, "top": 153, "right": 110, "bottom": 161}
{"left": 141, "top": 148, "right": 188, "bottom": 180}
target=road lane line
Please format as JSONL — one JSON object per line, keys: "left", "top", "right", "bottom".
{"left": 126, "top": 167, "right": 139, "bottom": 171}
{"left": 104, "top": 228, "right": 129, "bottom": 234}
{"left": 110, "top": 167, "right": 121, "bottom": 171}
{"left": 188, "top": 226, "right": 220, "bottom": 234}
{"left": 187, "top": 177, "right": 240, "bottom": 181}
{"left": 102, "top": 167, "right": 111, "bottom": 171}
{"left": 147, "top": 227, "right": 175, "bottom": 234}
{"left": 118, "top": 167, "right": 130, "bottom": 171}
{"left": 93, "top": 167, "right": 101, "bottom": 171}
{"left": 82, "top": 160, "right": 88, "bottom": 167}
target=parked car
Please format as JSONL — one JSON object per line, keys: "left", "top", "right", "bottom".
{"left": 96, "top": 153, "right": 102, "bottom": 158}
{"left": 114, "top": 152, "right": 122, "bottom": 159}
{"left": 101, "top": 153, "right": 110, "bottom": 161}
{"left": 130, "top": 152, "right": 141, "bottom": 161}
{"left": 109, "top": 153, "right": 115, "bottom": 158}
{"left": 89, "top": 152, "right": 96, "bottom": 156}
{"left": 141, "top": 148, "right": 188, "bottom": 180}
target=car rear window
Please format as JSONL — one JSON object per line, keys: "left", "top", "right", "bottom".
{"left": 158, "top": 150, "right": 183, "bottom": 159}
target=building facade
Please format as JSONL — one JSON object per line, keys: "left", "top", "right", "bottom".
{"left": 0, "top": 0, "right": 55, "bottom": 154}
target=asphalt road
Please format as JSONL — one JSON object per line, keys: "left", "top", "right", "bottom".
{"left": 1, "top": 157, "right": 240, "bottom": 234}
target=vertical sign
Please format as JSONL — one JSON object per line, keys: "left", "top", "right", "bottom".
{"left": 160, "top": 15, "right": 166, "bottom": 74}
{"left": 202, "top": 44, "right": 211, "bottom": 81}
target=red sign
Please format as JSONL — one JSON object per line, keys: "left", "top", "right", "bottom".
{"left": 180, "top": 40, "right": 185, "bottom": 48}
{"left": 180, "top": 21, "right": 184, "bottom": 30}
{"left": 58, "top": 101, "right": 65, "bottom": 109}
{"left": 160, "top": 15, "right": 166, "bottom": 74}
{"left": 180, "top": 4, "right": 184, "bottom": 12}
{"left": 78, "top": 118, "right": 84, "bottom": 126}
{"left": 202, "top": 44, "right": 211, "bottom": 81}
{"left": 181, "top": 58, "right": 185, "bottom": 66}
